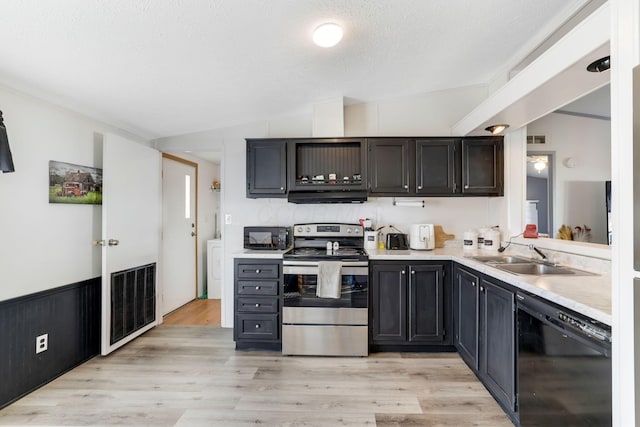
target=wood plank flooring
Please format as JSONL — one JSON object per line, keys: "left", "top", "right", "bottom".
{"left": 0, "top": 325, "right": 513, "bottom": 426}
{"left": 163, "top": 299, "right": 221, "bottom": 326}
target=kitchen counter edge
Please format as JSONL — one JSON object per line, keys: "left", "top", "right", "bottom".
{"left": 232, "top": 248, "right": 612, "bottom": 325}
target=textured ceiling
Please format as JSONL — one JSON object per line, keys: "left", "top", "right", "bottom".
{"left": 0, "top": 0, "right": 587, "bottom": 139}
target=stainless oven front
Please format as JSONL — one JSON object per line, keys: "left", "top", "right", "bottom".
{"left": 282, "top": 261, "right": 369, "bottom": 356}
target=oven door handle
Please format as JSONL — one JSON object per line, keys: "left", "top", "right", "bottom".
{"left": 283, "top": 265, "right": 369, "bottom": 276}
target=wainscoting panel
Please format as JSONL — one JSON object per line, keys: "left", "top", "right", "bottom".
{"left": 0, "top": 278, "right": 101, "bottom": 409}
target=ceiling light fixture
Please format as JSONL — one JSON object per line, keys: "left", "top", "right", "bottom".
{"left": 587, "top": 55, "right": 610, "bottom": 72}
{"left": 534, "top": 160, "right": 546, "bottom": 173}
{"left": 485, "top": 124, "right": 509, "bottom": 135}
{"left": 313, "top": 23, "right": 343, "bottom": 48}
{"left": 0, "top": 110, "right": 15, "bottom": 173}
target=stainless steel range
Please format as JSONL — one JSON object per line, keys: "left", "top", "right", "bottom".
{"left": 282, "top": 223, "right": 368, "bottom": 356}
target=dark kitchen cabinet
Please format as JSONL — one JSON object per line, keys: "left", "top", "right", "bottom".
{"left": 370, "top": 261, "right": 450, "bottom": 349}
{"left": 234, "top": 258, "right": 282, "bottom": 350}
{"left": 480, "top": 277, "right": 516, "bottom": 415}
{"left": 288, "top": 138, "right": 367, "bottom": 191}
{"left": 454, "top": 264, "right": 516, "bottom": 420}
{"left": 246, "top": 139, "right": 287, "bottom": 198}
{"left": 415, "top": 138, "right": 460, "bottom": 195}
{"left": 454, "top": 266, "right": 480, "bottom": 369}
{"left": 368, "top": 138, "right": 411, "bottom": 194}
{"left": 367, "top": 137, "right": 501, "bottom": 197}
{"left": 461, "top": 137, "right": 503, "bottom": 195}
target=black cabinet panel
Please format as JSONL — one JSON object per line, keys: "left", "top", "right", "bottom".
{"left": 462, "top": 137, "right": 503, "bottom": 195}
{"left": 371, "top": 261, "right": 449, "bottom": 348}
{"left": 409, "top": 265, "right": 444, "bottom": 342}
{"left": 416, "top": 139, "right": 459, "bottom": 195}
{"left": 246, "top": 140, "right": 287, "bottom": 197}
{"left": 371, "top": 264, "right": 406, "bottom": 342}
{"left": 368, "top": 139, "right": 411, "bottom": 194}
{"left": 481, "top": 278, "right": 516, "bottom": 413}
{"left": 455, "top": 266, "right": 479, "bottom": 370}
{"left": 454, "top": 263, "right": 517, "bottom": 422}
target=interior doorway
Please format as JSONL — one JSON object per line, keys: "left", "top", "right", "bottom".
{"left": 162, "top": 153, "right": 198, "bottom": 315}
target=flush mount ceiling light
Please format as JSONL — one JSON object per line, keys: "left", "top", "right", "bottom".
{"left": 313, "top": 23, "right": 343, "bottom": 48}
{"left": 534, "top": 160, "right": 547, "bottom": 173}
{"left": 485, "top": 124, "right": 509, "bottom": 135}
{"left": 587, "top": 55, "right": 610, "bottom": 72}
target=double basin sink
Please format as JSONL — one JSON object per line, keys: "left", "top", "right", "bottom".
{"left": 471, "top": 255, "right": 596, "bottom": 276}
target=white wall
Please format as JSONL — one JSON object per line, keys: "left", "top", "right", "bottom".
{"left": 0, "top": 85, "right": 148, "bottom": 301}
{"left": 154, "top": 84, "right": 501, "bottom": 328}
{"left": 527, "top": 112, "right": 611, "bottom": 243}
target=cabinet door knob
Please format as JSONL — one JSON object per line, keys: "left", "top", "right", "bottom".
{"left": 255, "top": 286, "right": 261, "bottom": 290}
{"left": 480, "top": 286, "right": 484, "bottom": 292}
{"left": 404, "top": 184, "right": 409, "bottom": 189}
{"left": 472, "top": 282, "right": 476, "bottom": 287}
{"left": 417, "top": 186, "right": 422, "bottom": 190}
{"left": 411, "top": 270, "right": 415, "bottom": 275}
{"left": 401, "top": 270, "right": 406, "bottom": 275}
{"left": 255, "top": 303, "right": 260, "bottom": 307}
{"left": 280, "top": 187, "right": 284, "bottom": 190}
{"left": 464, "top": 185, "right": 469, "bottom": 189}
{"left": 255, "top": 269, "right": 261, "bottom": 274}
{"left": 255, "top": 324, "right": 261, "bottom": 329}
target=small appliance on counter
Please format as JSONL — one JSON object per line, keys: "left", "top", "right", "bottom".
{"left": 243, "top": 226, "right": 291, "bottom": 250}
{"left": 409, "top": 224, "right": 435, "bottom": 250}
{"left": 386, "top": 233, "right": 409, "bottom": 250}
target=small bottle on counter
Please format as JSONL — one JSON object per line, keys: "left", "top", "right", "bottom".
{"left": 326, "top": 241, "right": 333, "bottom": 253}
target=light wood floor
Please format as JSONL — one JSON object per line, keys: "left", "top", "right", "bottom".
{"left": 163, "top": 299, "right": 221, "bottom": 326}
{"left": 0, "top": 325, "right": 514, "bottom": 426}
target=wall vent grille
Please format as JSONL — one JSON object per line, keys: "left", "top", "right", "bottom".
{"left": 527, "top": 135, "right": 546, "bottom": 145}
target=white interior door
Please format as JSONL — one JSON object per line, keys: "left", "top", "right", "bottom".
{"left": 162, "top": 155, "right": 197, "bottom": 315}
{"left": 101, "top": 133, "right": 161, "bottom": 356}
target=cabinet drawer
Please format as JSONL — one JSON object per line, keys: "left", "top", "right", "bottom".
{"left": 237, "top": 296, "right": 279, "bottom": 313}
{"left": 236, "top": 314, "right": 279, "bottom": 341}
{"left": 237, "top": 280, "right": 279, "bottom": 296}
{"left": 237, "top": 263, "right": 279, "bottom": 279}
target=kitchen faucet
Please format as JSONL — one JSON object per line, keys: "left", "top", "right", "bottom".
{"left": 529, "top": 244, "right": 547, "bottom": 260}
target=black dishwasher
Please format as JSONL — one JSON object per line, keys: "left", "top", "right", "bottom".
{"left": 517, "top": 292, "right": 611, "bottom": 426}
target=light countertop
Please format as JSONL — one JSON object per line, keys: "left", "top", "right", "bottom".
{"left": 234, "top": 247, "right": 612, "bottom": 325}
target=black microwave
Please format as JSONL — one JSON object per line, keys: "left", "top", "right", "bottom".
{"left": 244, "top": 226, "right": 291, "bottom": 250}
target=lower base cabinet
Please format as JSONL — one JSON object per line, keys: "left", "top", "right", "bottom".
{"left": 370, "top": 261, "right": 451, "bottom": 350}
{"left": 233, "top": 258, "right": 282, "bottom": 351}
{"left": 454, "top": 264, "right": 517, "bottom": 422}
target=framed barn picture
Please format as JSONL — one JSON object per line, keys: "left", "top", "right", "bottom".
{"left": 49, "top": 160, "right": 103, "bottom": 205}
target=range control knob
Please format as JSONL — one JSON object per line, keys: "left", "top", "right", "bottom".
{"left": 347, "top": 228, "right": 352, "bottom": 233}
{"left": 297, "top": 226, "right": 303, "bottom": 232}
{"left": 305, "top": 226, "right": 311, "bottom": 233}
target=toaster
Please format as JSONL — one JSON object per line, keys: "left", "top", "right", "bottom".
{"left": 386, "top": 233, "right": 409, "bottom": 250}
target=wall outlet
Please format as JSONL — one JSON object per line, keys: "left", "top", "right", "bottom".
{"left": 36, "top": 333, "right": 48, "bottom": 354}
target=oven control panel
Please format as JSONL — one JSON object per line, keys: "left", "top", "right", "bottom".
{"left": 294, "top": 223, "right": 363, "bottom": 237}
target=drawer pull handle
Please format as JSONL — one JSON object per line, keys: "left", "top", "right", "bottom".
{"left": 255, "top": 269, "right": 261, "bottom": 274}
{"left": 255, "top": 324, "right": 261, "bottom": 329}
{"left": 255, "top": 286, "right": 261, "bottom": 290}
{"left": 255, "top": 303, "right": 260, "bottom": 307}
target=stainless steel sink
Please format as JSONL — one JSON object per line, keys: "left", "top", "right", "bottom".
{"left": 471, "top": 255, "right": 532, "bottom": 264}
{"left": 494, "top": 263, "right": 596, "bottom": 276}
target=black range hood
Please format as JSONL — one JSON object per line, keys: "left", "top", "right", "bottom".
{"left": 287, "top": 190, "right": 367, "bottom": 204}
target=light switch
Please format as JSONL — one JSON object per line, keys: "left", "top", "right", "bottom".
{"left": 225, "top": 214, "right": 232, "bottom": 225}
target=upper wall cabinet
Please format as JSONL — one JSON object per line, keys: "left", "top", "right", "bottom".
{"left": 287, "top": 138, "right": 367, "bottom": 192}
{"left": 246, "top": 136, "right": 503, "bottom": 200}
{"left": 246, "top": 139, "right": 287, "bottom": 198}
{"left": 461, "top": 137, "right": 503, "bottom": 196}
{"left": 367, "top": 136, "right": 502, "bottom": 197}
{"left": 367, "top": 138, "right": 411, "bottom": 194}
